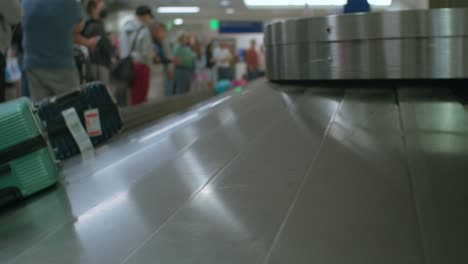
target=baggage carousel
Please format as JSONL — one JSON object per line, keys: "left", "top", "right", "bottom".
{"left": 1, "top": 79, "right": 467, "bottom": 264}
{"left": 1, "top": 8, "right": 467, "bottom": 264}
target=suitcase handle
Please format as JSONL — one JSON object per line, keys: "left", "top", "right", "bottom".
{"left": 0, "top": 164, "right": 11, "bottom": 177}
{"left": 52, "top": 90, "right": 83, "bottom": 105}
{"left": 0, "top": 136, "right": 48, "bottom": 165}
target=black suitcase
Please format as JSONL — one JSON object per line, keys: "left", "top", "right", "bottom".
{"left": 37, "top": 82, "right": 122, "bottom": 160}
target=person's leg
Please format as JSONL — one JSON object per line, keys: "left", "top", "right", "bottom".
{"left": 115, "top": 81, "right": 129, "bottom": 107}
{"left": 217, "top": 67, "right": 224, "bottom": 81}
{"left": 182, "top": 70, "right": 192, "bottom": 94}
{"left": 96, "top": 65, "right": 113, "bottom": 97}
{"left": 130, "top": 63, "right": 150, "bottom": 105}
{"left": 130, "top": 63, "right": 139, "bottom": 104}
{"left": 247, "top": 70, "right": 254, "bottom": 81}
{"left": 88, "top": 64, "right": 99, "bottom": 82}
{"left": 190, "top": 71, "right": 196, "bottom": 93}
{"left": 174, "top": 68, "right": 191, "bottom": 95}
{"left": 47, "top": 69, "right": 80, "bottom": 96}
{"left": 228, "top": 68, "right": 234, "bottom": 81}
{"left": 223, "top": 67, "right": 230, "bottom": 80}
{"left": 27, "top": 68, "right": 80, "bottom": 101}
{"left": 205, "top": 68, "right": 212, "bottom": 83}
{"left": 218, "top": 67, "right": 225, "bottom": 80}
{"left": 130, "top": 66, "right": 139, "bottom": 105}
{"left": 173, "top": 68, "right": 182, "bottom": 95}
{"left": 223, "top": 67, "right": 233, "bottom": 80}
{"left": 252, "top": 70, "right": 259, "bottom": 80}
{"left": 165, "top": 78, "right": 174, "bottom": 97}
{"left": 91, "top": 64, "right": 110, "bottom": 87}
{"left": 164, "top": 78, "right": 172, "bottom": 96}
{"left": 101, "top": 66, "right": 110, "bottom": 87}
{"left": 17, "top": 53, "right": 29, "bottom": 97}
{"left": 27, "top": 69, "right": 53, "bottom": 101}
{"left": 149, "top": 65, "right": 165, "bottom": 100}
{"left": 0, "top": 52, "right": 6, "bottom": 102}
{"left": 141, "top": 64, "right": 150, "bottom": 103}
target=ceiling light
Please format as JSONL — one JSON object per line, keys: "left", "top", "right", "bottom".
{"left": 220, "top": 0, "right": 231, "bottom": 6}
{"left": 157, "top": 6, "right": 200, "bottom": 13}
{"left": 367, "top": 0, "right": 392, "bottom": 6}
{"left": 244, "top": 0, "right": 347, "bottom": 6}
{"left": 226, "top": 8, "right": 235, "bottom": 14}
{"left": 174, "top": 18, "right": 184, "bottom": 26}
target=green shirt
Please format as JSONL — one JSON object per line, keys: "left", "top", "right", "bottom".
{"left": 172, "top": 44, "right": 195, "bottom": 70}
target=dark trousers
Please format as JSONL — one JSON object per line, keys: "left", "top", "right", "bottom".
{"left": 247, "top": 70, "right": 259, "bottom": 81}
{"left": 130, "top": 63, "right": 150, "bottom": 105}
{"left": 174, "top": 67, "right": 192, "bottom": 95}
{"left": 218, "top": 67, "right": 232, "bottom": 81}
{"left": 18, "top": 53, "right": 29, "bottom": 97}
{"left": 115, "top": 80, "right": 129, "bottom": 107}
{"left": 0, "top": 52, "right": 5, "bottom": 102}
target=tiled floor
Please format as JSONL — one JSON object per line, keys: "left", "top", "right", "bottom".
{"left": 1, "top": 80, "right": 466, "bottom": 264}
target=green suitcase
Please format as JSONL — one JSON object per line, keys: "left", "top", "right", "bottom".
{"left": 0, "top": 98, "right": 60, "bottom": 203}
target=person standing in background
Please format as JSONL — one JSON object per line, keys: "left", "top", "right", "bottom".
{"left": 245, "top": 39, "right": 259, "bottom": 81}
{"left": 258, "top": 44, "right": 266, "bottom": 77}
{"left": 205, "top": 42, "right": 216, "bottom": 85}
{"left": 229, "top": 45, "right": 238, "bottom": 80}
{"left": 23, "top": 0, "right": 98, "bottom": 101}
{"left": 11, "top": 24, "right": 28, "bottom": 97}
{"left": 82, "top": 0, "right": 113, "bottom": 89}
{"left": 172, "top": 32, "right": 195, "bottom": 95}
{"left": 192, "top": 42, "right": 207, "bottom": 93}
{"left": 214, "top": 42, "right": 233, "bottom": 81}
{"left": 107, "top": 32, "right": 119, "bottom": 61}
{"left": 0, "top": 0, "right": 22, "bottom": 102}
{"left": 117, "top": 5, "right": 154, "bottom": 106}
{"left": 151, "top": 22, "right": 173, "bottom": 98}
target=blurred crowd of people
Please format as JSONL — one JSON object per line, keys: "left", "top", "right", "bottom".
{"left": 0, "top": 0, "right": 266, "bottom": 106}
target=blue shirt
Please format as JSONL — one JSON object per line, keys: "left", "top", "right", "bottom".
{"left": 153, "top": 41, "right": 170, "bottom": 65}
{"left": 23, "top": 0, "right": 82, "bottom": 69}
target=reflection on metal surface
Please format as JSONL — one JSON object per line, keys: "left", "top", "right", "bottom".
{"left": 87, "top": 112, "right": 203, "bottom": 177}
{"left": 175, "top": 150, "right": 211, "bottom": 191}
{"left": 416, "top": 134, "right": 468, "bottom": 154}
{"left": 196, "top": 185, "right": 250, "bottom": 240}
{"left": 196, "top": 96, "right": 232, "bottom": 112}
{"left": 265, "top": 8, "right": 468, "bottom": 80}
{"left": 76, "top": 191, "right": 129, "bottom": 223}
{"left": 138, "top": 114, "right": 200, "bottom": 143}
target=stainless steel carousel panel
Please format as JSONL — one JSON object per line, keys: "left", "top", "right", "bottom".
{"left": 265, "top": 9, "right": 468, "bottom": 81}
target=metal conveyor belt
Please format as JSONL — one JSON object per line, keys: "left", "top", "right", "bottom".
{"left": 0, "top": 79, "right": 467, "bottom": 264}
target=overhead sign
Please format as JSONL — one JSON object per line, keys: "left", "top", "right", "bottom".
{"left": 210, "top": 19, "right": 220, "bottom": 31}
{"left": 219, "top": 21, "right": 264, "bottom": 34}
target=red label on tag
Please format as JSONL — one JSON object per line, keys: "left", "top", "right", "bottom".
{"left": 84, "top": 109, "right": 102, "bottom": 137}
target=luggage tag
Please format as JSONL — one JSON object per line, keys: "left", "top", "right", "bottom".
{"left": 62, "top": 108, "right": 95, "bottom": 160}
{"left": 84, "top": 109, "right": 102, "bottom": 137}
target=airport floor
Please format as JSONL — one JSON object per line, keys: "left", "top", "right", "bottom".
{"left": 1, "top": 79, "right": 467, "bottom": 264}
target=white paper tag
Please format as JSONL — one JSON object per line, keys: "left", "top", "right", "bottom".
{"left": 84, "top": 108, "right": 102, "bottom": 137}
{"left": 62, "top": 108, "right": 95, "bottom": 159}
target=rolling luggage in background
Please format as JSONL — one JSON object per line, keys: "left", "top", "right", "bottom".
{"left": 0, "top": 98, "right": 60, "bottom": 204}
{"left": 37, "top": 82, "right": 123, "bottom": 160}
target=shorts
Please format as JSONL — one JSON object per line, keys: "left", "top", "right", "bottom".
{"left": 27, "top": 68, "right": 80, "bottom": 101}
